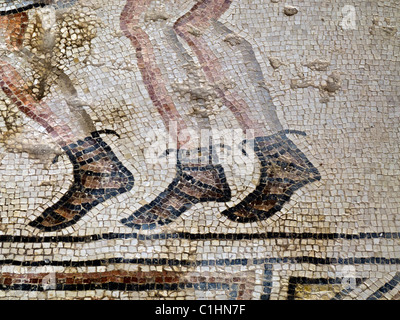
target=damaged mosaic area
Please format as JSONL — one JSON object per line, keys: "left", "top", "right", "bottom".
{"left": 0, "top": 0, "right": 399, "bottom": 300}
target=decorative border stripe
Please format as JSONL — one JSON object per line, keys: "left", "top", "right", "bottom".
{"left": 0, "top": 256, "right": 399, "bottom": 267}
{"left": 0, "top": 282, "right": 240, "bottom": 293}
{"left": 0, "top": 231, "right": 398, "bottom": 243}
{"left": 0, "top": 271, "right": 246, "bottom": 298}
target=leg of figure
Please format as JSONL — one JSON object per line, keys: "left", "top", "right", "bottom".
{"left": 119, "top": 0, "right": 231, "bottom": 229}
{"left": 173, "top": 0, "right": 277, "bottom": 137}
{"left": 0, "top": 11, "right": 28, "bottom": 50}
{"left": 0, "top": 60, "right": 77, "bottom": 146}
{"left": 174, "top": 0, "right": 321, "bottom": 222}
{"left": 0, "top": 8, "right": 134, "bottom": 231}
{"left": 120, "top": 0, "right": 192, "bottom": 149}
{"left": 0, "top": 60, "right": 134, "bottom": 231}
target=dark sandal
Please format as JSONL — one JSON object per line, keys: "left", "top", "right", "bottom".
{"left": 221, "top": 130, "right": 321, "bottom": 222}
{"left": 121, "top": 158, "right": 231, "bottom": 230}
{"left": 29, "top": 130, "right": 134, "bottom": 231}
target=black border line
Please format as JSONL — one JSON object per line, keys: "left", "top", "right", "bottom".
{"left": 0, "top": 256, "right": 399, "bottom": 267}
{"left": 0, "top": 231, "right": 399, "bottom": 243}
{"left": 0, "top": 282, "right": 237, "bottom": 293}
{"left": 0, "top": 3, "right": 48, "bottom": 16}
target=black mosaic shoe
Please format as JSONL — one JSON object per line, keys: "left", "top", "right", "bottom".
{"left": 121, "top": 158, "right": 231, "bottom": 230}
{"left": 221, "top": 130, "right": 321, "bottom": 223}
{"left": 29, "top": 130, "right": 134, "bottom": 231}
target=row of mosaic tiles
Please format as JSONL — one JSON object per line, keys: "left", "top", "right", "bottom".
{"left": 1, "top": 256, "right": 400, "bottom": 267}
{"left": 0, "top": 263, "right": 398, "bottom": 300}
{"left": 1, "top": 231, "right": 399, "bottom": 242}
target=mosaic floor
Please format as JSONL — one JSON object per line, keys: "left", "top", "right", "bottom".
{"left": 0, "top": 0, "right": 398, "bottom": 300}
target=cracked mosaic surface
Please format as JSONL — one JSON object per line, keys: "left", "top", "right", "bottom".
{"left": 0, "top": 0, "right": 399, "bottom": 300}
